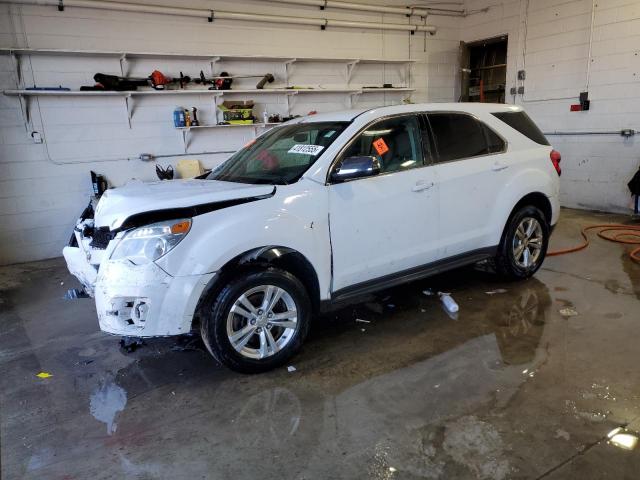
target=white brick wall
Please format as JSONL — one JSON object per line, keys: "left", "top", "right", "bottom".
{"left": 2, "top": 0, "right": 637, "bottom": 266}
{"left": 463, "top": 0, "right": 640, "bottom": 213}
{"left": 0, "top": 0, "right": 461, "bottom": 265}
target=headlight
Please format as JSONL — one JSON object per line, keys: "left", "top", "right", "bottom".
{"left": 110, "top": 219, "right": 191, "bottom": 265}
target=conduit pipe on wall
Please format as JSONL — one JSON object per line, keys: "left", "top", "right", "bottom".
{"left": 0, "top": 0, "right": 438, "bottom": 33}
{"left": 270, "top": 0, "right": 465, "bottom": 17}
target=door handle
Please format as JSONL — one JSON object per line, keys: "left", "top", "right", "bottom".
{"left": 492, "top": 161, "right": 509, "bottom": 172}
{"left": 412, "top": 181, "right": 434, "bottom": 192}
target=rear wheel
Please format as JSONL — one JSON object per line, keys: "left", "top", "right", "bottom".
{"left": 200, "top": 268, "right": 311, "bottom": 373}
{"left": 494, "top": 205, "right": 549, "bottom": 280}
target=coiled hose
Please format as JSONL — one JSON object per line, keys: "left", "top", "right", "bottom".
{"left": 548, "top": 224, "right": 640, "bottom": 263}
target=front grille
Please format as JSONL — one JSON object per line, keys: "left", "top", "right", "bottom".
{"left": 90, "top": 227, "right": 115, "bottom": 250}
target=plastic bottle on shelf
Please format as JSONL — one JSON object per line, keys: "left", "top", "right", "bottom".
{"left": 173, "top": 107, "right": 185, "bottom": 128}
{"left": 263, "top": 110, "right": 269, "bottom": 125}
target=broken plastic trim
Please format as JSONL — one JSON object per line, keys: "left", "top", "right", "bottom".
{"left": 114, "top": 187, "right": 276, "bottom": 232}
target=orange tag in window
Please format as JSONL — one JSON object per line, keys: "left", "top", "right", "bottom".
{"left": 373, "top": 138, "right": 389, "bottom": 156}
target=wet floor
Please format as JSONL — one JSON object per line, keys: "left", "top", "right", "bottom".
{"left": 1, "top": 208, "right": 639, "bottom": 479}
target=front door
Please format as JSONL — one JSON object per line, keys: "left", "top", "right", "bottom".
{"left": 328, "top": 114, "right": 440, "bottom": 292}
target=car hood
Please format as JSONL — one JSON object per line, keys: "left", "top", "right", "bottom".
{"left": 94, "top": 179, "right": 275, "bottom": 230}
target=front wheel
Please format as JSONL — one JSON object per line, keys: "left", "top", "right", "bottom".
{"left": 200, "top": 269, "right": 311, "bottom": 373}
{"left": 494, "top": 205, "right": 549, "bottom": 280}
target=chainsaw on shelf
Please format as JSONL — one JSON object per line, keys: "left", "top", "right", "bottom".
{"left": 81, "top": 71, "right": 192, "bottom": 91}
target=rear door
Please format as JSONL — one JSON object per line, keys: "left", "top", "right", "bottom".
{"left": 426, "top": 112, "right": 508, "bottom": 257}
{"left": 328, "top": 114, "right": 440, "bottom": 292}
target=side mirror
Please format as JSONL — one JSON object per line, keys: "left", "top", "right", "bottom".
{"left": 330, "top": 156, "right": 381, "bottom": 183}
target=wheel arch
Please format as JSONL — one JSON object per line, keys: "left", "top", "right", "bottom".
{"left": 510, "top": 192, "right": 552, "bottom": 225}
{"left": 193, "top": 246, "right": 321, "bottom": 327}
{"left": 497, "top": 191, "right": 552, "bottom": 247}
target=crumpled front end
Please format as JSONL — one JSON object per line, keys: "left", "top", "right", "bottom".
{"left": 62, "top": 204, "right": 111, "bottom": 297}
{"left": 63, "top": 203, "right": 214, "bottom": 337}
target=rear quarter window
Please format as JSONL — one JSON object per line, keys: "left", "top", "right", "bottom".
{"left": 492, "top": 111, "right": 550, "bottom": 146}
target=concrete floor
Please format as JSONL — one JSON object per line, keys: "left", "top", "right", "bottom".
{"left": 1, "top": 208, "right": 639, "bottom": 479}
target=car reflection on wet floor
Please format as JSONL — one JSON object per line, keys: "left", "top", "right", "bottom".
{"left": 1, "top": 208, "right": 639, "bottom": 479}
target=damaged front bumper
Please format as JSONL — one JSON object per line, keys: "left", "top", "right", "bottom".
{"left": 63, "top": 212, "right": 214, "bottom": 337}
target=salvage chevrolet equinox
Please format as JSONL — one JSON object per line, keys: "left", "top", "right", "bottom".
{"left": 64, "top": 103, "right": 560, "bottom": 373}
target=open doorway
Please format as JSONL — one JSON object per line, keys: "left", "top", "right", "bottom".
{"left": 460, "top": 35, "right": 507, "bottom": 103}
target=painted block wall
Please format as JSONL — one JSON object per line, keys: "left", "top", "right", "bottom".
{"left": 0, "top": 0, "right": 461, "bottom": 265}
{"left": 463, "top": 0, "right": 640, "bottom": 214}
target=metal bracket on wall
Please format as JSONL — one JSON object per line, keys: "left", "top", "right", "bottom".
{"left": 209, "top": 56, "right": 220, "bottom": 78}
{"left": 284, "top": 59, "right": 296, "bottom": 88}
{"left": 119, "top": 54, "right": 128, "bottom": 77}
{"left": 345, "top": 60, "right": 359, "bottom": 84}
{"left": 124, "top": 93, "right": 134, "bottom": 128}
{"left": 347, "top": 91, "right": 362, "bottom": 108}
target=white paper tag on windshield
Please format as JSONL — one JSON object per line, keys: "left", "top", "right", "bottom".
{"left": 288, "top": 144, "right": 324, "bottom": 155}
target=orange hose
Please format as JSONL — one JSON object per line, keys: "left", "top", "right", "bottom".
{"left": 548, "top": 224, "right": 640, "bottom": 263}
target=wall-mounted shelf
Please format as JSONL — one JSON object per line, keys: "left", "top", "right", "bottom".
{"left": 2, "top": 47, "right": 415, "bottom": 153}
{"left": 0, "top": 47, "right": 416, "bottom": 65}
{"left": 3, "top": 87, "right": 414, "bottom": 128}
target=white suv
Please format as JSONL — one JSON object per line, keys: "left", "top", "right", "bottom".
{"left": 64, "top": 103, "right": 560, "bottom": 372}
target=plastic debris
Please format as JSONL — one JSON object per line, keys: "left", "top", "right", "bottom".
{"left": 421, "top": 308, "right": 426, "bottom": 313}
{"left": 559, "top": 307, "right": 579, "bottom": 317}
{"left": 64, "top": 288, "right": 90, "bottom": 300}
{"left": 355, "top": 318, "right": 371, "bottom": 323}
{"left": 60, "top": 281, "right": 64, "bottom": 286}
{"left": 422, "top": 289, "right": 435, "bottom": 296}
{"left": 287, "top": 365, "right": 296, "bottom": 373}
{"left": 36, "top": 372, "right": 53, "bottom": 379}
{"left": 361, "top": 328, "right": 366, "bottom": 332}
{"left": 485, "top": 288, "right": 507, "bottom": 295}
{"left": 387, "top": 303, "right": 396, "bottom": 309}
{"left": 439, "top": 292, "right": 459, "bottom": 313}
{"left": 119, "top": 337, "right": 145, "bottom": 353}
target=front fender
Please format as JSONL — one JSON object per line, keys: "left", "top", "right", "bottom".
{"left": 155, "top": 184, "right": 332, "bottom": 299}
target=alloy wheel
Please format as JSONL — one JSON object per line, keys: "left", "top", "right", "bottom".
{"left": 226, "top": 285, "right": 298, "bottom": 360}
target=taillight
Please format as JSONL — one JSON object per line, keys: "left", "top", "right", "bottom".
{"left": 550, "top": 149, "right": 561, "bottom": 176}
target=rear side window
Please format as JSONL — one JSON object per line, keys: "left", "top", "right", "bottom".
{"left": 492, "top": 111, "right": 550, "bottom": 146}
{"left": 427, "top": 113, "right": 504, "bottom": 162}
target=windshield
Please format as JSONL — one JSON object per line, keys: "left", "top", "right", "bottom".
{"left": 207, "top": 121, "right": 349, "bottom": 184}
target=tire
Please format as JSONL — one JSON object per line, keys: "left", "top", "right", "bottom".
{"left": 494, "top": 205, "right": 549, "bottom": 280}
{"left": 200, "top": 268, "right": 311, "bottom": 373}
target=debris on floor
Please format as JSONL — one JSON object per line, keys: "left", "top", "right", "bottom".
{"left": 355, "top": 318, "right": 371, "bottom": 324}
{"left": 35, "top": 372, "right": 53, "bottom": 379}
{"left": 485, "top": 288, "right": 507, "bottom": 295}
{"left": 287, "top": 365, "right": 296, "bottom": 373}
{"left": 64, "top": 288, "right": 90, "bottom": 300}
{"left": 386, "top": 303, "right": 396, "bottom": 309}
{"left": 439, "top": 292, "right": 459, "bottom": 313}
{"left": 170, "top": 334, "right": 203, "bottom": 352}
{"left": 422, "top": 289, "right": 435, "bottom": 296}
{"left": 559, "top": 307, "right": 579, "bottom": 317}
{"left": 119, "top": 336, "right": 145, "bottom": 353}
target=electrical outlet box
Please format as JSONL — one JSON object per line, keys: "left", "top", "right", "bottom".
{"left": 517, "top": 70, "right": 526, "bottom": 80}
{"left": 517, "top": 86, "right": 525, "bottom": 94}
{"left": 510, "top": 87, "right": 517, "bottom": 95}
{"left": 31, "top": 131, "right": 43, "bottom": 144}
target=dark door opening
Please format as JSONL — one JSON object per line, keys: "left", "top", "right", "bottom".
{"left": 460, "top": 35, "right": 507, "bottom": 103}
